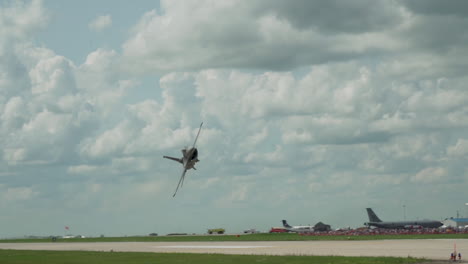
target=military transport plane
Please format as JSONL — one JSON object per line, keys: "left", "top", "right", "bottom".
{"left": 282, "top": 220, "right": 314, "bottom": 233}
{"left": 164, "top": 122, "right": 203, "bottom": 197}
{"left": 364, "top": 208, "right": 443, "bottom": 229}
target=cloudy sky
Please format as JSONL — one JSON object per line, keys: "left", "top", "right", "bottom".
{"left": 1, "top": 0, "right": 468, "bottom": 237}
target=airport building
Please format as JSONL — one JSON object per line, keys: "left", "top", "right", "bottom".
{"left": 443, "top": 218, "right": 468, "bottom": 229}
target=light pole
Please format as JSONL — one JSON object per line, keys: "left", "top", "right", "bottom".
{"left": 465, "top": 203, "right": 468, "bottom": 218}
{"left": 403, "top": 205, "right": 406, "bottom": 220}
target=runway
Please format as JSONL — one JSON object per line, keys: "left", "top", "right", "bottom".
{"left": 0, "top": 239, "right": 467, "bottom": 260}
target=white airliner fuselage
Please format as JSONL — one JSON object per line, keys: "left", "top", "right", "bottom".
{"left": 282, "top": 220, "right": 314, "bottom": 233}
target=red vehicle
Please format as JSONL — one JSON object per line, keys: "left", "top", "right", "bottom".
{"left": 269, "top": 227, "right": 287, "bottom": 233}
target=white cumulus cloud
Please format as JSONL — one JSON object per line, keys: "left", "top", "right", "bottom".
{"left": 88, "top": 14, "right": 112, "bottom": 32}
{"left": 2, "top": 0, "right": 468, "bottom": 237}
{"left": 412, "top": 167, "right": 448, "bottom": 183}
{"left": 447, "top": 138, "right": 468, "bottom": 157}
{"left": 121, "top": 0, "right": 406, "bottom": 73}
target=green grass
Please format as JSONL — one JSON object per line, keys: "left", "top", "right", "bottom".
{"left": 0, "top": 250, "right": 422, "bottom": 264}
{"left": 2, "top": 232, "right": 468, "bottom": 243}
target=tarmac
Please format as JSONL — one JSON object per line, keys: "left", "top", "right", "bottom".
{"left": 0, "top": 239, "right": 467, "bottom": 261}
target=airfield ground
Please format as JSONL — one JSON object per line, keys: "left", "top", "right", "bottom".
{"left": 1, "top": 239, "right": 467, "bottom": 261}
{"left": 4, "top": 232, "right": 468, "bottom": 243}
{"left": 0, "top": 250, "right": 425, "bottom": 264}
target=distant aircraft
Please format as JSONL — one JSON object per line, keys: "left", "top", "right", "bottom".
{"left": 364, "top": 208, "right": 443, "bottom": 229}
{"left": 164, "top": 122, "right": 203, "bottom": 197}
{"left": 282, "top": 220, "right": 314, "bottom": 233}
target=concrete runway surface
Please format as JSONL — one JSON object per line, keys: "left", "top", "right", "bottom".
{"left": 1, "top": 239, "right": 467, "bottom": 260}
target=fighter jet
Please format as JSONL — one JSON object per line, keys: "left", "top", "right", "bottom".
{"left": 364, "top": 208, "right": 443, "bottom": 229}
{"left": 164, "top": 122, "right": 203, "bottom": 197}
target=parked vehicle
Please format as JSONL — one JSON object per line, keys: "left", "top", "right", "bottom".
{"left": 269, "top": 227, "right": 287, "bottom": 233}
{"left": 243, "top": 229, "right": 259, "bottom": 234}
{"left": 208, "top": 228, "right": 225, "bottom": 234}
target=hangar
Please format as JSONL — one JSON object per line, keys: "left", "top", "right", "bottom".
{"left": 443, "top": 217, "right": 468, "bottom": 229}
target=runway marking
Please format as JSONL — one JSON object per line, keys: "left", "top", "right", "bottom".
{"left": 156, "top": 245, "right": 273, "bottom": 249}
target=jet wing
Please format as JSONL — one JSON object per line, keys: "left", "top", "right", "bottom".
{"left": 192, "top": 122, "right": 203, "bottom": 148}
{"left": 173, "top": 168, "right": 187, "bottom": 197}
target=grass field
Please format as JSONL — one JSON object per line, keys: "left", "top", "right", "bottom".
{"left": 0, "top": 250, "right": 422, "bottom": 264}
{"left": 2, "top": 232, "right": 468, "bottom": 243}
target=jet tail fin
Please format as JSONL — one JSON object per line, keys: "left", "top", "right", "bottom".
{"left": 282, "top": 220, "right": 292, "bottom": 228}
{"left": 366, "top": 208, "right": 382, "bottom": 222}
